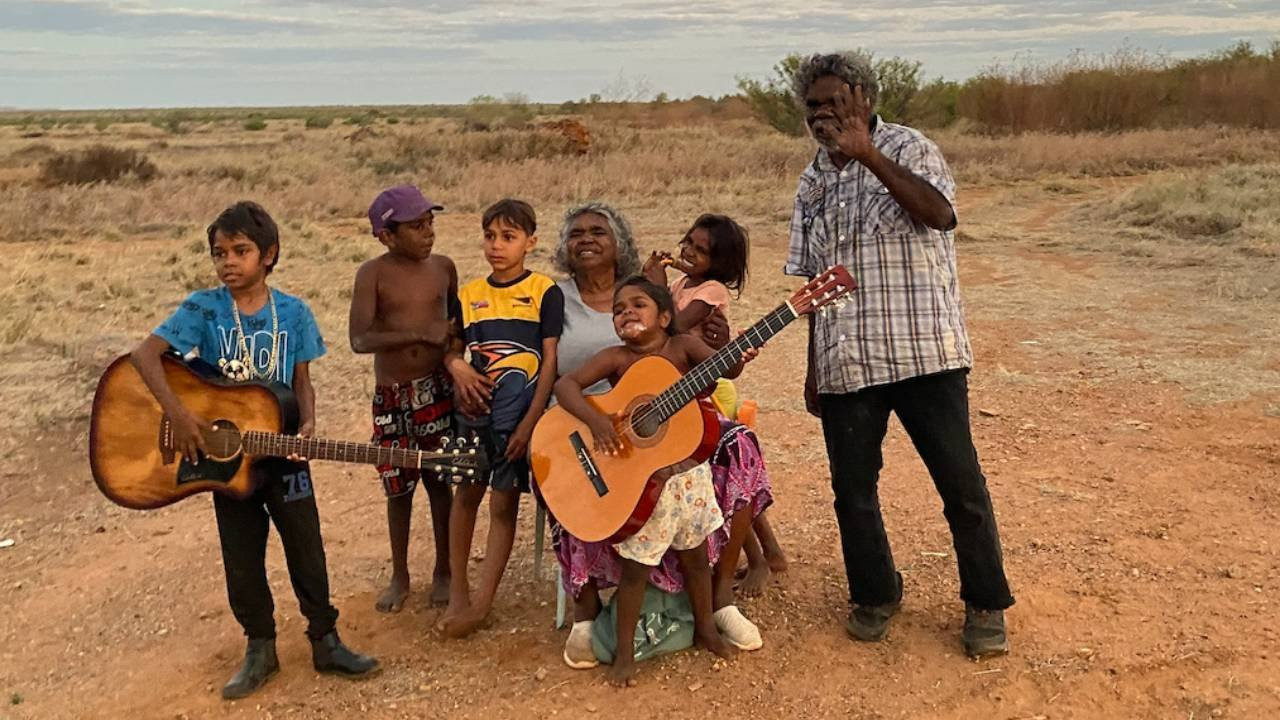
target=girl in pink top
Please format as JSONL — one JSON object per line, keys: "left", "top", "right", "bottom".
{"left": 643, "top": 215, "right": 787, "bottom": 597}
{"left": 644, "top": 213, "right": 749, "bottom": 337}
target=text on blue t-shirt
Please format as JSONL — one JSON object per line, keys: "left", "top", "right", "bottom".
{"left": 153, "top": 286, "right": 326, "bottom": 387}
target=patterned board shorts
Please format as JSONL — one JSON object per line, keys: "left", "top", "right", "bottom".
{"left": 371, "top": 371, "right": 454, "bottom": 498}
{"left": 615, "top": 462, "right": 724, "bottom": 567}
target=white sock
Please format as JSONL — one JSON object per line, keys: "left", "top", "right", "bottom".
{"left": 714, "top": 605, "right": 764, "bottom": 651}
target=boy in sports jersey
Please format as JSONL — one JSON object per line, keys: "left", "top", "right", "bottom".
{"left": 439, "top": 199, "right": 563, "bottom": 638}
{"left": 131, "top": 201, "right": 378, "bottom": 700}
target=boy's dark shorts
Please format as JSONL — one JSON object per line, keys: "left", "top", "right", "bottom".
{"left": 462, "top": 423, "right": 530, "bottom": 494}
{"left": 371, "top": 371, "right": 454, "bottom": 498}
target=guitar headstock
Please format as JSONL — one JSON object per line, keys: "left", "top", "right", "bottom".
{"left": 788, "top": 265, "right": 856, "bottom": 316}
{"left": 420, "top": 435, "right": 490, "bottom": 482}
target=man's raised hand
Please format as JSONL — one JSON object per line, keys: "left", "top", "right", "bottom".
{"left": 832, "top": 83, "right": 874, "bottom": 163}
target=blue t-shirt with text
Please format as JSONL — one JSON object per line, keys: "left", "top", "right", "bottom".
{"left": 154, "top": 286, "right": 325, "bottom": 388}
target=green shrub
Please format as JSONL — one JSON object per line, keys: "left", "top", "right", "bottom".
{"left": 735, "top": 55, "right": 805, "bottom": 136}
{"left": 874, "top": 56, "right": 923, "bottom": 124}
{"left": 738, "top": 50, "right": 928, "bottom": 134}
{"left": 152, "top": 111, "right": 191, "bottom": 135}
{"left": 908, "top": 79, "right": 961, "bottom": 128}
{"left": 462, "top": 93, "right": 534, "bottom": 131}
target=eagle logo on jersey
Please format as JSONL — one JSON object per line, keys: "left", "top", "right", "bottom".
{"left": 471, "top": 340, "right": 540, "bottom": 387}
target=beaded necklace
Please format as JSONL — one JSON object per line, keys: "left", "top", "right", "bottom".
{"left": 220, "top": 288, "right": 279, "bottom": 382}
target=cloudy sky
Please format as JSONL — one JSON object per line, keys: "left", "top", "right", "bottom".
{"left": 2, "top": 0, "right": 1278, "bottom": 109}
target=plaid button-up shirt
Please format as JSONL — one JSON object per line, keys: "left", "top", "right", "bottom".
{"left": 784, "top": 119, "right": 972, "bottom": 394}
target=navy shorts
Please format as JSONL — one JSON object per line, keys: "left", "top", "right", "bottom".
{"left": 463, "top": 423, "right": 530, "bottom": 493}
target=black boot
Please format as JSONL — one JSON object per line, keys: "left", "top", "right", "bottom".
{"left": 311, "top": 630, "right": 379, "bottom": 678}
{"left": 221, "top": 637, "right": 279, "bottom": 700}
{"left": 963, "top": 605, "right": 1009, "bottom": 658}
{"left": 844, "top": 572, "right": 903, "bottom": 642}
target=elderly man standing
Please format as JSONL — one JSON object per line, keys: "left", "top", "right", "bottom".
{"left": 784, "top": 52, "right": 1013, "bottom": 657}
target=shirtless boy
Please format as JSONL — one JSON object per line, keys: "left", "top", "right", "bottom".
{"left": 349, "top": 185, "right": 492, "bottom": 611}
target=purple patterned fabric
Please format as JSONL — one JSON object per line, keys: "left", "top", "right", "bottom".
{"left": 552, "top": 415, "right": 773, "bottom": 596}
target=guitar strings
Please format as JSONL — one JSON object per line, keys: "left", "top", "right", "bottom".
{"left": 629, "top": 302, "right": 795, "bottom": 432}
{"left": 629, "top": 269, "right": 845, "bottom": 432}
{"left": 239, "top": 430, "right": 480, "bottom": 468}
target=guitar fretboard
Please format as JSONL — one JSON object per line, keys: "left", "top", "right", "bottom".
{"left": 644, "top": 302, "right": 798, "bottom": 426}
{"left": 241, "top": 432, "right": 461, "bottom": 473}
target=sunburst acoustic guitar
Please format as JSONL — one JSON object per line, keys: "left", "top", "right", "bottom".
{"left": 89, "top": 353, "right": 487, "bottom": 509}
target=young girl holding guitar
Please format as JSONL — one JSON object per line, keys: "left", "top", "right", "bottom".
{"left": 552, "top": 277, "right": 758, "bottom": 687}
{"left": 644, "top": 214, "right": 789, "bottom": 596}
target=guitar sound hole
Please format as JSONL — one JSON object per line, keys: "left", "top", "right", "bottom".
{"left": 629, "top": 404, "right": 662, "bottom": 440}
{"left": 204, "top": 420, "right": 243, "bottom": 461}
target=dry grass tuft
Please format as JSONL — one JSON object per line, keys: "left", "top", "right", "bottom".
{"left": 1100, "top": 164, "right": 1280, "bottom": 250}
{"left": 939, "top": 127, "right": 1280, "bottom": 182}
{"left": 38, "top": 145, "right": 158, "bottom": 186}
{"left": 960, "top": 42, "right": 1280, "bottom": 132}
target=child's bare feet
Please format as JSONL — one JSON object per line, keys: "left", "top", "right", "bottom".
{"left": 605, "top": 658, "right": 638, "bottom": 687}
{"left": 436, "top": 599, "right": 463, "bottom": 633}
{"left": 441, "top": 604, "right": 490, "bottom": 639}
{"left": 428, "top": 572, "right": 451, "bottom": 608}
{"left": 737, "top": 563, "right": 771, "bottom": 597}
{"left": 765, "top": 550, "right": 789, "bottom": 574}
{"left": 696, "top": 627, "right": 739, "bottom": 660}
{"left": 375, "top": 575, "right": 410, "bottom": 613}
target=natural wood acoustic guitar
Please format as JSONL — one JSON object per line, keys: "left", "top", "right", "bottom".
{"left": 89, "top": 353, "right": 487, "bottom": 509}
{"left": 531, "top": 265, "right": 854, "bottom": 542}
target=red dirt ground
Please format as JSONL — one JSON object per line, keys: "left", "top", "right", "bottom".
{"left": 2, "top": 182, "right": 1277, "bottom": 719}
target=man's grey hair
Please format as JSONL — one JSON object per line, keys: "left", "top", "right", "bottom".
{"left": 791, "top": 51, "right": 879, "bottom": 110}
{"left": 554, "top": 201, "right": 642, "bottom": 279}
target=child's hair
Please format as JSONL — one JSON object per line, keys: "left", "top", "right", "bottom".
{"left": 615, "top": 276, "right": 679, "bottom": 336}
{"left": 482, "top": 198, "right": 537, "bottom": 237}
{"left": 207, "top": 201, "right": 280, "bottom": 275}
{"left": 687, "top": 213, "right": 749, "bottom": 294}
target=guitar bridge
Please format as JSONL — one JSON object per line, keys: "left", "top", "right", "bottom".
{"left": 159, "top": 415, "right": 175, "bottom": 465}
{"left": 569, "top": 431, "right": 608, "bottom": 497}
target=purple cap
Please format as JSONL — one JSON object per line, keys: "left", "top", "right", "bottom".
{"left": 368, "top": 185, "right": 443, "bottom": 236}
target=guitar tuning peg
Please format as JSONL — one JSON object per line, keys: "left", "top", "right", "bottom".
{"left": 466, "top": 470, "right": 475, "bottom": 477}
{"left": 432, "top": 464, "right": 443, "bottom": 472}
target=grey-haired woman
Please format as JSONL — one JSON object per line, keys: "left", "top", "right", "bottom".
{"left": 545, "top": 202, "right": 773, "bottom": 670}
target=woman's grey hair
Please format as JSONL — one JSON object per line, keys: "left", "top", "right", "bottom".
{"left": 554, "top": 201, "right": 642, "bottom": 279}
{"left": 791, "top": 51, "right": 879, "bottom": 110}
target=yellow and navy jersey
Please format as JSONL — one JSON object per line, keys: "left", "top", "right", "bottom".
{"left": 458, "top": 270, "right": 564, "bottom": 431}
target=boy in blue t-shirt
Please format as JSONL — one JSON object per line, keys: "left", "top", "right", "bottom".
{"left": 439, "top": 199, "right": 563, "bottom": 638}
{"left": 130, "top": 201, "right": 379, "bottom": 699}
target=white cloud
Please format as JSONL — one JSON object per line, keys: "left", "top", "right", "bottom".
{"left": 1, "top": 0, "right": 1276, "bottom": 107}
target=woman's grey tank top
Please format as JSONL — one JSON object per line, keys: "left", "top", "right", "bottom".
{"left": 555, "top": 277, "right": 622, "bottom": 397}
